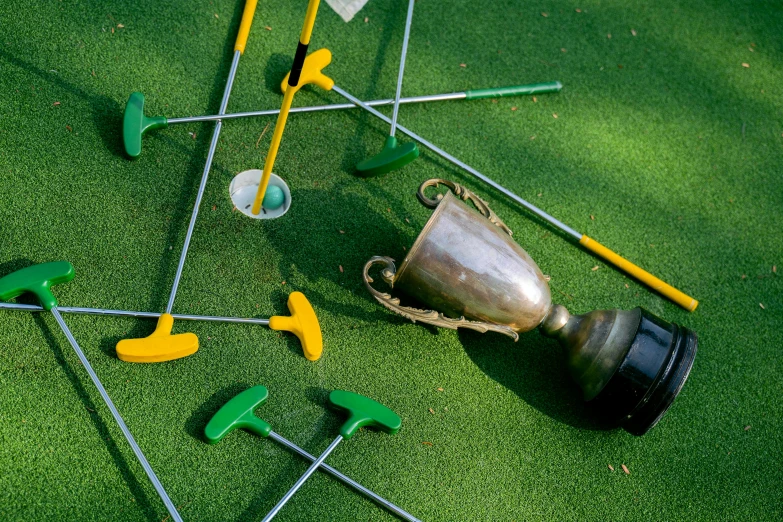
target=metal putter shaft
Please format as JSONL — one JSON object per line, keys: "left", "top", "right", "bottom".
{"left": 356, "top": 0, "right": 419, "bottom": 176}
{"left": 262, "top": 390, "right": 402, "bottom": 522}
{"left": 330, "top": 84, "right": 699, "bottom": 312}
{"left": 117, "top": 0, "right": 261, "bottom": 363}
{"left": 0, "top": 262, "right": 182, "bottom": 522}
{"left": 1, "top": 291, "right": 323, "bottom": 361}
{"left": 204, "top": 386, "right": 419, "bottom": 522}
{"left": 123, "top": 82, "right": 563, "bottom": 158}
{"left": 172, "top": 84, "right": 561, "bottom": 123}
{"left": 166, "top": 2, "right": 255, "bottom": 315}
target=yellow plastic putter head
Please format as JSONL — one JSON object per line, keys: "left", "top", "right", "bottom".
{"left": 269, "top": 291, "right": 323, "bottom": 361}
{"left": 116, "top": 313, "right": 199, "bottom": 363}
{"left": 280, "top": 48, "right": 335, "bottom": 95}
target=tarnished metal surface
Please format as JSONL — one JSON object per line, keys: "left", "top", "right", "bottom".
{"left": 542, "top": 305, "right": 640, "bottom": 400}
{"left": 365, "top": 180, "right": 551, "bottom": 334}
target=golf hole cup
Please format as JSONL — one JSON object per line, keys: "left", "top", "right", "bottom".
{"left": 230, "top": 170, "right": 291, "bottom": 219}
{"left": 363, "top": 179, "right": 698, "bottom": 436}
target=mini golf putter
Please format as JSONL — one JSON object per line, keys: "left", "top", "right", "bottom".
{"left": 119, "top": 0, "right": 281, "bottom": 363}
{"left": 0, "top": 261, "right": 74, "bottom": 311}
{"left": 0, "top": 262, "right": 183, "bottom": 521}
{"left": 122, "top": 82, "right": 563, "bottom": 159}
{"left": 204, "top": 386, "right": 419, "bottom": 521}
{"left": 115, "top": 291, "right": 322, "bottom": 362}
{"left": 262, "top": 390, "right": 402, "bottom": 521}
{"left": 229, "top": 43, "right": 330, "bottom": 218}
{"left": 278, "top": 47, "right": 335, "bottom": 94}
{"left": 243, "top": 0, "right": 324, "bottom": 218}
{"left": 356, "top": 0, "right": 419, "bottom": 177}
{"left": 204, "top": 386, "right": 273, "bottom": 443}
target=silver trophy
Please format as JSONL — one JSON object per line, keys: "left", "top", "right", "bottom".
{"left": 364, "top": 179, "right": 697, "bottom": 435}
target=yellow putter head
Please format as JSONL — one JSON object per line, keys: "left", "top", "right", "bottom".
{"left": 269, "top": 291, "right": 323, "bottom": 361}
{"left": 280, "top": 48, "right": 335, "bottom": 94}
{"left": 116, "top": 313, "right": 199, "bottom": 363}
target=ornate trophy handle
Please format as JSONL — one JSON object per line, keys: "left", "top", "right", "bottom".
{"left": 363, "top": 256, "right": 520, "bottom": 341}
{"left": 417, "top": 178, "right": 513, "bottom": 237}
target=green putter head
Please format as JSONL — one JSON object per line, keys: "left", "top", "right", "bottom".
{"left": 329, "top": 390, "right": 401, "bottom": 440}
{"left": 356, "top": 136, "right": 419, "bottom": 177}
{"left": 123, "top": 92, "right": 168, "bottom": 159}
{"left": 0, "top": 261, "right": 74, "bottom": 311}
{"left": 204, "top": 386, "right": 273, "bottom": 444}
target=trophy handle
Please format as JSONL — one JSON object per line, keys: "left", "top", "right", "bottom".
{"left": 417, "top": 179, "right": 513, "bottom": 237}
{"left": 363, "top": 256, "right": 520, "bottom": 341}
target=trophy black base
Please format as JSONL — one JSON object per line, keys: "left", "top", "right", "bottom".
{"left": 587, "top": 308, "right": 698, "bottom": 436}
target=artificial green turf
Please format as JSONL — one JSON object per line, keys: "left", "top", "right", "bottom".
{"left": 0, "top": 0, "right": 781, "bottom": 519}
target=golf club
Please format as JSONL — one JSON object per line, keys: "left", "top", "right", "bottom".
{"left": 0, "top": 262, "right": 182, "bottom": 522}
{"left": 118, "top": 0, "right": 271, "bottom": 363}
{"left": 329, "top": 84, "right": 699, "bottom": 311}
{"left": 356, "top": 0, "right": 419, "bottom": 176}
{"left": 205, "top": 386, "right": 420, "bottom": 521}
{"left": 262, "top": 390, "right": 402, "bottom": 521}
{"left": 123, "top": 82, "right": 562, "bottom": 158}
{"left": 0, "top": 291, "right": 323, "bottom": 361}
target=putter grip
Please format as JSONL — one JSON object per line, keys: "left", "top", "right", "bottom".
{"left": 464, "top": 81, "right": 563, "bottom": 100}
{"left": 579, "top": 236, "right": 698, "bottom": 312}
{"left": 234, "top": 0, "right": 259, "bottom": 54}
{"left": 288, "top": 42, "right": 309, "bottom": 87}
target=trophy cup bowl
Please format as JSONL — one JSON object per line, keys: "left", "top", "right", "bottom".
{"left": 364, "top": 179, "right": 697, "bottom": 435}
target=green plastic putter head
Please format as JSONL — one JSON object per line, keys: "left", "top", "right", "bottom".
{"left": 0, "top": 261, "right": 74, "bottom": 311}
{"left": 123, "top": 92, "right": 168, "bottom": 159}
{"left": 204, "top": 386, "right": 273, "bottom": 444}
{"left": 356, "top": 136, "right": 419, "bottom": 177}
{"left": 328, "top": 390, "right": 402, "bottom": 440}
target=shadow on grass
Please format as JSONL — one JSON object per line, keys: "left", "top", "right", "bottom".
{"left": 209, "top": 180, "right": 419, "bottom": 327}
{"left": 0, "top": 49, "right": 126, "bottom": 159}
{"left": 264, "top": 52, "right": 294, "bottom": 94}
{"left": 458, "top": 328, "right": 603, "bottom": 432}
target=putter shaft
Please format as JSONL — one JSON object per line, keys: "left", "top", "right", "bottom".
{"left": 0, "top": 302, "right": 270, "bottom": 325}
{"left": 49, "top": 307, "right": 182, "bottom": 522}
{"left": 389, "top": 0, "right": 415, "bottom": 136}
{"left": 263, "top": 435, "right": 344, "bottom": 522}
{"left": 268, "top": 431, "right": 420, "bottom": 522}
{"left": 166, "top": 49, "right": 241, "bottom": 313}
{"left": 167, "top": 92, "right": 465, "bottom": 124}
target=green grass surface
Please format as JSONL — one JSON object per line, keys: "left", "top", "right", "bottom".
{"left": 1, "top": 0, "right": 781, "bottom": 519}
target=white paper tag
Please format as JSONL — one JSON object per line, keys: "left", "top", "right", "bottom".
{"left": 325, "top": 0, "right": 370, "bottom": 22}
